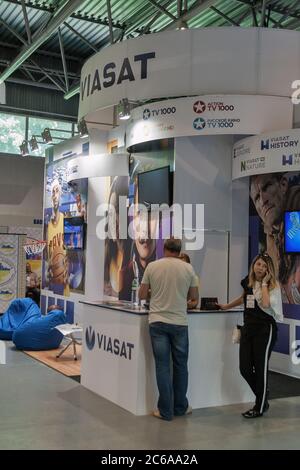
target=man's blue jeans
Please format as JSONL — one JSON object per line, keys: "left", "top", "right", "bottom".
{"left": 149, "top": 322, "right": 189, "bottom": 420}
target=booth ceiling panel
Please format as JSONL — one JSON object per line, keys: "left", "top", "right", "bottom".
{"left": 0, "top": 0, "right": 300, "bottom": 108}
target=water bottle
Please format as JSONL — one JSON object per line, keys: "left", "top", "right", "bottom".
{"left": 131, "top": 255, "right": 140, "bottom": 307}
{"left": 131, "top": 277, "right": 139, "bottom": 306}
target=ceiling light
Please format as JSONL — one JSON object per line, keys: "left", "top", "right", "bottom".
{"left": 19, "top": 140, "right": 29, "bottom": 156}
{"left": 41, "top": 127, "right": 53, "bottom": 143}
{"left": 77, "top": 118, "right": 89, "bottom": 138}
{"left": 177, "top": 20, "right": 188, "bottom": 30}
{"left": 29, "top": 135, "right": 39, "bottom": 152}
{"left": 118, "top": 98, "right": 131, "bottom": 120}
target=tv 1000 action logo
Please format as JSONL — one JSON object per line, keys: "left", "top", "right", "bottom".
{"left": 193, "top": 100, "right": 235, "bottom": 114}
{"left": 192, "top": 99, "right": 239, "bottom": 130}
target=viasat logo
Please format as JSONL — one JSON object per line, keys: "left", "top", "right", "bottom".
{"left": 143, "top": 109, "right": 151, "bottom": 120}
{"left": 85, "top": 326, "right": 96, "bottom": 350}
{"left": 193, "top": 100, "right": 206, "bottom": 114}
{"left": 193, "top": 117, "right": 206, "bottom": 130}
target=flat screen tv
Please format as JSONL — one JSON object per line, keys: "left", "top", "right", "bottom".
{"left": 284, "top": 211, "right": 300, "bottom": 253}
{"left": 64, "top": 217, "right": 84, "bottom": 249}
{"left": 138, "top": 166, "right": 171, "bottom": 207}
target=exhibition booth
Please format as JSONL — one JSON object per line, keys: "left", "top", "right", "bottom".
{"left": 40, "top": 27, "right": 300, "bottom": 414}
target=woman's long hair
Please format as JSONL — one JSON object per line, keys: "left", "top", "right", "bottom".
{"left": 248, "top": 253, "right": 277, "bottom": 290}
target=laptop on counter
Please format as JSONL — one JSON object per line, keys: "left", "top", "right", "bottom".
{"left": 200, "top": 297, "right": 220, "bottom": 310}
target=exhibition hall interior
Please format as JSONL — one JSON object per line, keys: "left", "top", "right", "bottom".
{"left": 2, "top": 0, "right": 300, "bottom": 451}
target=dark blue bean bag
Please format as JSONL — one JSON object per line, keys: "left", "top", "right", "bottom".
{"left": 0, "top": 298, "right": 41, "bottom": 340}
{"left": 12, "top": 309, "right": 66, "bottom": 351}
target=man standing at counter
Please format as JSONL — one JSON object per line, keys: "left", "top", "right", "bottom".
{"left": 139, "top": 238, "right": 199, "bottom": 421}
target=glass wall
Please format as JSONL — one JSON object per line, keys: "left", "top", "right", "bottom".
{"left": 0, "top": 112, "right": 76, "bottom": 157}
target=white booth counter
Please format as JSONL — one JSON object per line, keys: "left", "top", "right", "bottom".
{"left": 80, "top": 301, "right": 253, "bottom": 415}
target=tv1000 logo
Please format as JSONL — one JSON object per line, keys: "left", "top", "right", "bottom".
{"left": 143, "top": 106, "right": 176, "bottom": 120}
{"left": 193, "top": 100, "right": 235, "bottom": 114}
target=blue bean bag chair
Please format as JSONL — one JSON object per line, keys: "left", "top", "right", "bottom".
{"left": 0, "top": 298, "right": 41, "bottom": 340}
{"left": 12, "top": 309, "right": 66, "bottom": 351}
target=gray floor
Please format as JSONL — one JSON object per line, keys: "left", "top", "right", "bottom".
{"left": 1, "top": 344, "right": 300, "bottom": 450}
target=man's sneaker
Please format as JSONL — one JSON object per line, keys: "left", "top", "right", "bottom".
{"left": 185, "top": 406, "right": 192, "bottom": 415}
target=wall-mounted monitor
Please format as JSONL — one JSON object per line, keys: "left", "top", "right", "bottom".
{"left": 64, "top": 217, "right": 84, "bottom": 250}
{"left": 284, "top": 211, "right": 300, "bottom": 253}
{"left": 138, "top": 166, "right": 171, "bottom": 207}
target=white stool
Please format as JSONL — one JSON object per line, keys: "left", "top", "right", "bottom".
{"left": 55, "top": 324, "right": 83, "bottom": 361}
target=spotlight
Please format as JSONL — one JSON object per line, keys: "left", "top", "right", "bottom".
{"left": 19, "top": 140, "right": 29, "bottom": 156}
{"left": 41, "top": 127, "right": 52, "bottom": 143}
{"left": 77, "top": 118, "right": 89, "bottom": 138}
{"left": 118, "top": 98, "right": 131, "bottom": 120}
{"left": 29, "top": 135, "right": 39, "bottom": 152}
{"left": 177, "top": 20, "right": 188, "bottom": 30}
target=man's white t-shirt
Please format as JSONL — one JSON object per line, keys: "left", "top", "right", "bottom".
{"left": 141, "top": 257, "right": 198, "bottom": 326}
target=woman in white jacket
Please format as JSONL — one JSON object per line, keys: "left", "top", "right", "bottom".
{"left": 218, "top": 253, "right": 283, "bottom": 419}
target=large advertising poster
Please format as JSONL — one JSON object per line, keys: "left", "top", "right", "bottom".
{"left": 42, "top": 157, "right": 88, "bottom": 297}
{"left": 0, "top": 234, "right": 25, "bottom": 313}
{"left": 103, "top": 141, "right": 174, "bottom": 301}
{"left": 249, "top": 170, "right": 300, "bottom": 313}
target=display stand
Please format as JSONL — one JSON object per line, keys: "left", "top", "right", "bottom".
{"left": 80, "top": 301, "right": 253, "bottom": 415}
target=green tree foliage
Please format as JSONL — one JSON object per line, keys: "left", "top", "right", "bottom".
{"left": 0, "top": 113, "right": 25, "bottom": 154}
{"left": 0, "top": 112, "right": 74, "bottom": 156}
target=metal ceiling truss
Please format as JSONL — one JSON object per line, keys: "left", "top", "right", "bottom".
{"left": 58, "top": 26, "right": 69, "bottom": 91}
{"left": 236, "top": 1, "right": 300, "bottom": 25}
{"left": 210, "top": 5, "right": 240, "bottom": 26}
{"left": 1, "top": 0, "right": 300, "bottom": 103}
{"left": 3, "top": 0, "right": 126, "bottom": 29}
{"left": 0, "top": 0, "right": 84, "bottom": 92}
{"left": 0, "top": 0, "right": 83, "bottom": 85}
{"left": 21, "top": 0, "right": 32, "bottom": 43}
{"left": 63, "top": 21, "right": 98, "bottom": 52}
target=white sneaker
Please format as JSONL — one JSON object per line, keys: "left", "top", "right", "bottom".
{"left": 185, "top": 406, "right": 192, "bottom": 415}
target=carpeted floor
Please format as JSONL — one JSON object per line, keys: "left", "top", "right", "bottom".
{"left": 269, "top": 371, "right": 300, "bottom": 399}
